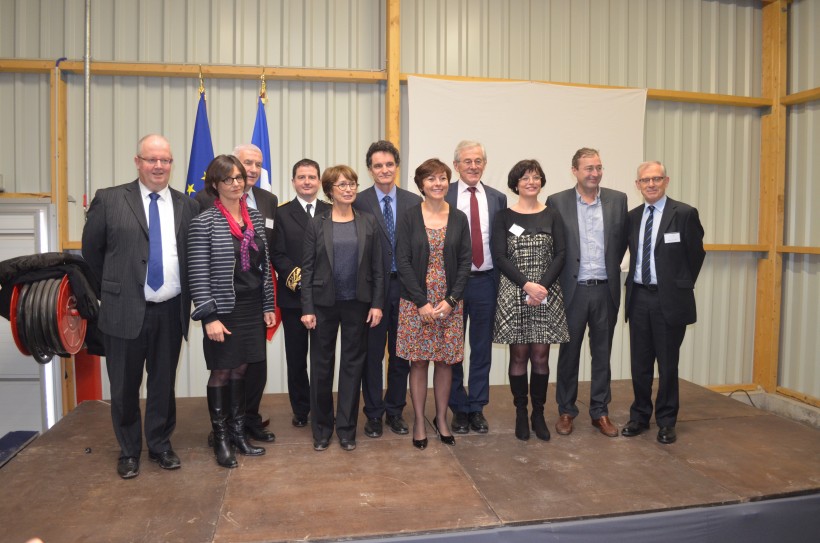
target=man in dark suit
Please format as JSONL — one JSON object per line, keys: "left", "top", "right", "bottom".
{"left": 622, "top": 161, "right": 705, "bottom": 444}
{"left": 446, "top": 140, "right": 507, "bottom": 434}
{"left": 546, "top": 147, "right": 628, "bottom": 438}
{"left": 353, "top": 141, "right": 422, "bottom": 438}
{"left": 82, "top": 134, "right": 199, "bottom": 479}
{"left": 271, "top": 158, "right": 329, "bottom": 427}
{"left": 195, "top": 143, "right": 278, "bottom": 443}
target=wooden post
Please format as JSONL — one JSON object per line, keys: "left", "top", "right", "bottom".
{"left": 752, "top": 0, "right": 789, "bottom": 392}
{"left": 50, "top": 66, "right": 69, "bottom": 250}
{"left": 385, "top": 0, "right": 401, "bottom": 149}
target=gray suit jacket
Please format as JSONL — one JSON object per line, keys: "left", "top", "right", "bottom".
{"left": 82, "top": 179, "right": 199, "bottom": 339}
{"left": 546, "top": 186, "right": 628, "bottom": 309}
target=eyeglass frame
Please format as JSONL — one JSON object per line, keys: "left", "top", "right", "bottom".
{"left": 137, "top": 156, "right": 173, "bottom": 167}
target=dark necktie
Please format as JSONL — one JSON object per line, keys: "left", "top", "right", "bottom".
{"left": 642, "top": 205, "right": 655, "bottom": 285}
{"left": 147, "top": 192, "right": 164, "bottom": 291}
{"left": 306, "top": 203, "right": 313, "bottom": 217}
{"left": 468, "top": 187, "right": 484, "bottom": 268}
{"left": 382, "top": 195, "right": 395, "bottom": 271}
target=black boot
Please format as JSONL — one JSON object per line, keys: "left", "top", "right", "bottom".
{"left": 229, "top": 379, "right": 265, "bottom": 456}
{"left": 509, "top": 374, "right": 530, "bottom": 441}
{"left": 530, "top": 372, "right": 550, "bottom": 441}
{"left": 207, "top": 386, "right": 237, "bottom": 468}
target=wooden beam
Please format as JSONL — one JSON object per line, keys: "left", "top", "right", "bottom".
{"left": 0, "top": 193, "right": 51, "bottom": 199}
{"left": 752, "top": 0, "right": 789, "bottom": 393}
{"left": 707, "top": 383, "right": 761, "bottom": 394}
{"left": 385, "top": 0, "right": 401, "bottom": 150}
{"left": 778, "top": 245, "right": 820, "bottom": 255}
{"left": 50, "top": 67, "right": 70, "bottom": 251}
{"left": 776, "top": 386, "right": 820, "bottom": 409}
{"left": 0, "top": 59, "right": 54, "bottom": 73}
{"left": 781, "top": 86, "right": 820, "bottom": 106}
{"left": 704, "top": 244, "right": 768, "bottom": 252}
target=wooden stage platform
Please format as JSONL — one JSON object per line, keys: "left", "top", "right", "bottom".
{"left": 2, "top": 380, "right": 819, "bottom": 542}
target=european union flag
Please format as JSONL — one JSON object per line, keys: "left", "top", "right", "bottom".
{"left": 186, "top": 90, "right": 214, "bottom": 197}
{"left": 251, "top": 95, "right": 273, "bottom": 192}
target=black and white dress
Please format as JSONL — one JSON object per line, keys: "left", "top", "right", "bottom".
{"left": 491, "top": 207, "right": 570, "bottom": 345}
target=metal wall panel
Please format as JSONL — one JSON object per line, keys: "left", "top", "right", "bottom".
{"left": 779, "top": 256, "right": 820, "bottom": 399}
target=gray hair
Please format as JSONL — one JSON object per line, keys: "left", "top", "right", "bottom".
{"left": 636, "top": 160, "right": 667, "bottom": 179}
{"left": 232, "top": 143, "right": 263, "bottom": 158}
{"left": 453, "top": 140, "right": 487, "bottom": 163}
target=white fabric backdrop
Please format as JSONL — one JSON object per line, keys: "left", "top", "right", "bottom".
{"left": 406, "top": 76, "right": 647, "bottom": 211}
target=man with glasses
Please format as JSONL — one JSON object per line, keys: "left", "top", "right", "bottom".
{"left": 353, "top": 141, "right": 422, "bottom": 438}
{"left": 196, "top": 143, "right": 279, "bottom": 444}
{"left": 445, "top": 140, "right": 507, "bottom": 434}
{"left": 622, "top": 161, "right": 704, "bottom": 444}
{"left": 546, "top": 147, "right": 628, "bottom": 438}
{"left": 272, "top": 158, "right": 329, "bottom": 428}
{"left": 82, "top": 134, "right": 199, "bottom": 478}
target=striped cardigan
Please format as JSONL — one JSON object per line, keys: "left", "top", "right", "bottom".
{"left": 188, "top": 206, "right": 275, "bottom": 322}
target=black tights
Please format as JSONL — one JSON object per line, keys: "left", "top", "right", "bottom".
{"left": 207, "top": 363, "right": 249, "bottom": 387}
{"left": 508, "top": 344, "right": 550, "bottom": 376}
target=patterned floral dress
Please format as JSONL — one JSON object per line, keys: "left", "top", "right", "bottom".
{"left": 396, "top": 226, "right": 464, "bottom": 364}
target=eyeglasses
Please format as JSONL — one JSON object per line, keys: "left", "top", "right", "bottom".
{"left": 221, "top": 176, "right": 245, "bottom": 185}
{"left": 637, "top": 176, "right": 666, "bottom": 185}
{"left": 138, "top": 156, "right": 173, "bottom": 166}
{"left": 519, "top": 175, "right": 543, "bottom": 183}
{"left": 459, "top": 159, "right": 484, "bottom": 167}
{"left": 333, "top": 182, "right": 359, "bottom": 190}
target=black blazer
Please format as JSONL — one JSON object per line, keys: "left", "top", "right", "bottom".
{"left": 352, "top": 185, "right": 422, "bottom": 297}
{"left": 624, "top": 197, "right": 705, "bottom": 327}
{"left": 271, "top": 198, "right": 332, "bottom": 309}
{"left": 196, "top": 185, "right": 278, "bottom": 251}
{"left": 82, "top": 179, "right": 199, "bottom": 340}
{"left": 300, "top": 209, "right": 384, "bottom": 314}
{"left": 395, "top": 204, "right": 472, "bottom": 308}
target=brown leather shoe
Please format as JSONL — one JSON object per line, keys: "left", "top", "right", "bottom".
{"left": 555, "top": 414, "right": 574, "bottom": 435}
{"left": 592, "top": 416, "right": 618, "bottom": 437}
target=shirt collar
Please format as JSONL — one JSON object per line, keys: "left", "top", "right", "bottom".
{"left": 646, "top": 195, "right": 667, "bottom": 212}
{"left": 374, "top": 183, "right": 397, "bottom": 202}
{"left": 296, "top": 195, "right": 318, "bottom": 210}
{"left": 575, "top": 187, "right": 601, "bottom": 205}
{"left": 457, "top": 179, "right": 482, "bottom": 194}
{"left": 139, "top": 181, "right": 171, "bottom": 201}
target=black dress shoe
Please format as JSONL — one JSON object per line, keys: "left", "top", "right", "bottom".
{"left": 657, "top": 426, "right": 677, "bottom": 444}
{"left": 412, "top": 438, "right": 428, "bottom": 450}
{"left": 246, "top": 425, "right": 276, "bottom": 442}
{"left": 339, "top": 439, "right": 357, "bottom": 451}
{"left": 117, "top": 456, "right": 140, "bottom": 479}
{"left": 364, "top": 417, "right": 383, "bottom": 438}
{"left": 452, "top": 411, "right": 470, "bottom": 434}
{"left": 621, "top": 420, "right": 650, "bottom": 437}
{"left": 468, "top": 411, "right": 489, "bottom": 433}
{"left": 386, "top": 414, "right": 409, "bottom": 435}
{"left": 292, "top": 415, "right": 308, "bottom": 427}
{"left": 313, "top": 439, "right": 329, "bottom": 451}
{"left": 148, "top": 449, "right": 181, "bottom": 470}
{"left": 432, "top": 417, "right": 456, "bottom": 446}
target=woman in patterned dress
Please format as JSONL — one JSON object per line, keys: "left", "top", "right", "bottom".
{"left": 491, "top": 159, "right": 570, "bottom": 441}
{"left": 396, "top": 159, "right": 472, "bottom": 449}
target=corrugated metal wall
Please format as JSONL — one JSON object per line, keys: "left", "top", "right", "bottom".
{"left": 2, "top": 0, "right": 813, "bottom": 400}
{"left": 780, "top": 0, "right": 819, "bottom": 399}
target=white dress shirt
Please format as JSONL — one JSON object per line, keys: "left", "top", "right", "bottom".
{"left": 139, "top": 182, "right": 181, "bottom": 302}
{"left": 455, "top": 179, "right": 493, "bottom": 272}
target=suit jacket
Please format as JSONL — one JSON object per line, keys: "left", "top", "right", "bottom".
{"left": 445, "top": 180, "right": 507, "bottom": 281}
{"left": 196, "top": 185, "right": 278, "bottom": 251}
{"left": 81, "top": 179, "right": 199, "bottom": 340}
{"left": 271, "top": 198, "right": 332, "bottom": 309}
{"left": 624, "top": 197, "right": 705, "bottom": 326}
{"left": 352, "top": 185, "right": 422, "bottom": 297}
{"left": 546, "top": 186, "right": 628, "bottom": 309}
{"left": 300, "top": 209, "right": 384, "bottom": 314}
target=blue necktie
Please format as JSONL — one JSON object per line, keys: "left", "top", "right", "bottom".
{"left": 382, "top": 195, "right": 396, "bottom": 271}
{"left": 147, "top": 193, "right": 164, "bottom": 291}
{"left": 642, "top": 205, "right": 654, "bottom": 285}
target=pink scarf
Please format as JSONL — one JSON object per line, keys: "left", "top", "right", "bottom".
{"left": 214, "top": 195, "right": 258, "bottom": 271}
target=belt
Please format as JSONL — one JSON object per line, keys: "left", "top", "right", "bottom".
{"left": 470, "top": 269, "right": 493, "bottom": 277}
{"left": 577, "top": 279, "right": 608, "bottom": 286}
{"left": 634, "top": 283, "right": 658, "bottom": 292}
{"left": 388, "top": 271, "right": 398, "bottom": 279}
{"left": 145, "top": 295, "right": 179, "bottom": 307}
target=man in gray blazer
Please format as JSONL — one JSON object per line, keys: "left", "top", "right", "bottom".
{"left": 354, "top": 140, "right": 422, "bottom": 438}
{"left": 82, "top": 134, "right": 199, "bottom": 478}
{"left": 546, "top": 147, "right": 627, "bottom": 438}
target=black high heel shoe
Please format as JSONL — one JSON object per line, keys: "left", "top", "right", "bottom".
{"left": 412, "top": 437, "right": 428, "bottom": 450}
{"left": 432, "top": 416, "right": 456, "bottom": 446}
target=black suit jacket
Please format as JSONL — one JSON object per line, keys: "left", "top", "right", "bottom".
{"left": 82, "top": 179, "right": 199, "bottom": 339}
{"left": 300, "top": 209, "right": 384, "bottom": 314}
{"left": 271, "top": 197, "right": 332, "bottom": 309}
{"left": 624, "top": 197, "right": 705, "bottom": 326}
{"left": 195, "top": 185, "right": 278, "bottom": 251}
{"left": 352, "top": 185, "right": 422, "bottom": 296}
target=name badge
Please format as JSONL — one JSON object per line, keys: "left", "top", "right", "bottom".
{"left": 265, "top": 218, "right": 274, "bottom": 229}
{"left": 664, "top": 232, "right": 681, "bottom": 243}
{"left": 509, "top": 224, "right": 525, "bottom": 237}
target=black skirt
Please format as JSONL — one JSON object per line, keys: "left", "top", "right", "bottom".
{"left": 203, "top": 290, "right": 266, "bottom": 370}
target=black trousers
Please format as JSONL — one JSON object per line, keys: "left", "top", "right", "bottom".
{"left": 555, "top": 283, "right": 617, "bottom": 419}
{"left": 628, "top": 286, "right": 686, "bottom": 427}
{"left": 362, "top": 276, "right": 409, "bottom": 419}
{"left": 310, "top": 300, "right": 369, "bottom": 442}
{"left": 244, "top": 358, "right": 267, "bottom": 429}
{"left": 280, "top": 306, "right": 311, "bottom": 419}
{"left": 104, "top": 296, "right": 182, "bottom": 458}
